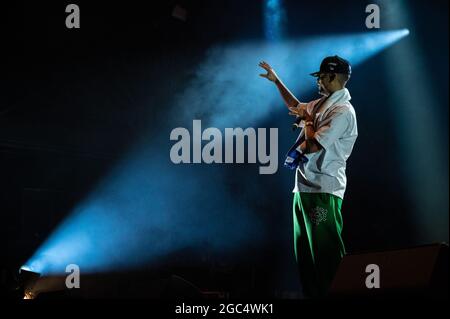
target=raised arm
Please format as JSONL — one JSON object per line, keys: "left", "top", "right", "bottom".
{"left": 259, "top": 61, "right": 300, "bottom": 109}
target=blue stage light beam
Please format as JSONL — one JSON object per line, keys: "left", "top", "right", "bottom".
{"left": 23, "top": 148, "right": 267, "bottom": 275}
{"left": 23, "top": 29, "right": 410, "bottom": 275}
{"left": 178, "top": 29, "right": 409, "bottom": 129}
{"left": 264, "top": 0, "right": 286, "bottom": 41}
{"left": 381, "top": 0, "right": 448, "bottom": 243}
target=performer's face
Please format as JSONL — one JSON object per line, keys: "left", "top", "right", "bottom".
{"left": 317, "top": 73, "right": 333, "bottom": 96}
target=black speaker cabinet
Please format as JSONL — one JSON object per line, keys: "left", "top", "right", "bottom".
{"left": 329, "top": 243, "right": 448, "bottom": 298}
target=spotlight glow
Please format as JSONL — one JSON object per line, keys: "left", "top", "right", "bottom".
{"left": 382, "top": 0, "right": 447, "bottom": 243}
{"left": 264, "top": 0, "right": 285, "bottom": 41}
{"left": 179, "top": 29, "right": 411, "bottom": 128}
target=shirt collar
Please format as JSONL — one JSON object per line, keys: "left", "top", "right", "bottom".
{"left": 321, "top": 88, "right": 351, "bottom": 111}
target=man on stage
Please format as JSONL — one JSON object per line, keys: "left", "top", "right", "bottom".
{"left": 259, "top": 56, "right": 358, "bottom": 298}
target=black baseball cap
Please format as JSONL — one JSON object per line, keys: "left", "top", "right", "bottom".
{"left": 310, "top": 55, "right": 352, "bottom": 77}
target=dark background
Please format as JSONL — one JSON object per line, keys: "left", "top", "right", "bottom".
{"left": 0, "top": 0, "right": 448, "bottom": 298}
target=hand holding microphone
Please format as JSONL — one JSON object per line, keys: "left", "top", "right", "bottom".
{"left": 288, "top": 104, "right": 310, "bottom": 131}
{"left": 288, "top": 104, "right": 309, "bottom": 119}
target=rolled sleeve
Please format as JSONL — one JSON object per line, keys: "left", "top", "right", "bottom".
{"left": 314, "top": 111, "right": 349, "bottom": 150}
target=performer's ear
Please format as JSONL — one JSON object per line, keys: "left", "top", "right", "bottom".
{"left": 329, "top": 74, "right": 336, "bottom": 82}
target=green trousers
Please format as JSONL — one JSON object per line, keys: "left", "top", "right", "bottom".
{"left": 293, "top": 192, "right": 346, "bottom": 298}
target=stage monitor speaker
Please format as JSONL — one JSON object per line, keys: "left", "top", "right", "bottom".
{"left": 329, "top": 243, "right": 448, "bottom": 298}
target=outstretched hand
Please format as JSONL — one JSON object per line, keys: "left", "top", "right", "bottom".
{"left": 259, "top": 61, "right": 278, "bottom": 82}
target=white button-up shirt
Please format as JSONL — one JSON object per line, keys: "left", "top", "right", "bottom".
{"left": 293, "top": 88, "right": 358, "bottom": 199}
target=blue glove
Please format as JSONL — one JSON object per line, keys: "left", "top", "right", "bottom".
{"left": 284, "top": 148, "right": 308, "bottom": 170}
